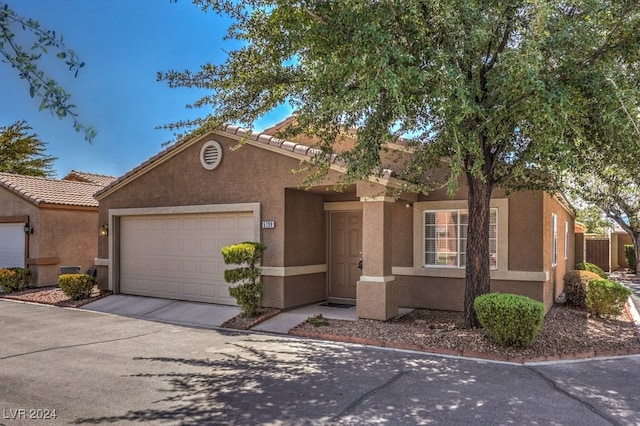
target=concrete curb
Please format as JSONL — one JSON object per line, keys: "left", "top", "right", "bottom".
{"left": 289, "top": 317, "right": 640, "bottom": 366}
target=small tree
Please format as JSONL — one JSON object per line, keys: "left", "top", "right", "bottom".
{"left": 221, "top": 242, "right": 266, "bottom": 317}
{"left": 0, "top": 120, "right": 57, "bottom": 177}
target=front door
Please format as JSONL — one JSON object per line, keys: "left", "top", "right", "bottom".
{"left": 329, "top": 211, "right": 362, "bottom": 300}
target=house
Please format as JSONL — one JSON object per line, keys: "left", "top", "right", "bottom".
{"left": 575, "top": 224, "right": 634, "bottom": 272}
{"left": 94, "top": 119, "right": 575, "bottom": 320}
{"left": 0, "top": 171, "right": 116, "bottom": 287}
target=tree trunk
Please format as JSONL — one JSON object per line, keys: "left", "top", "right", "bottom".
{"left": 463, "top": 174, "right": 494, "bottom": 328}
{"left": 633, "top": 233, "right": 640, "bottom": 277}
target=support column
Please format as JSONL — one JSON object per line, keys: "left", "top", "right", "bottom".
{"left": 356, "top": 196, "right": 398, "bottom": 320}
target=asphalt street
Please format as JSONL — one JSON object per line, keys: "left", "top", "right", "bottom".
{"left": 1, "top": 300, "right": 640, "bottom": 425}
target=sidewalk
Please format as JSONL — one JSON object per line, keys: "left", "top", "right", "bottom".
{"left": 83, "top": 295, "right": 374, "bottom": 333}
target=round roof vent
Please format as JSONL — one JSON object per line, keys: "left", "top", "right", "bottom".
{"left": 200, "top": 140, "right": 223, "bottom": 170}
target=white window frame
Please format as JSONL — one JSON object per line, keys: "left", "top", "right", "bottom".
{"left": 552, "top": 214, "right": 558, "bottom": 266}
{"left": 564, "top": 221, "right": 569, "bottom": 260}
{"left": 423, "top": 208, "right": 498, "bottom": 270}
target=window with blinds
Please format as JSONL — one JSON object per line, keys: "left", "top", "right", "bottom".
{"left": 424, "top": 209, "right": 497, "bottom": 269}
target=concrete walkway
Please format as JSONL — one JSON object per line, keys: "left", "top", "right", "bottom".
{"left": 83, "top": 295, "right": 390, "bottom": 334}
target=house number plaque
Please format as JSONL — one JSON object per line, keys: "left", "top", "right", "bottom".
{"left": 261, "top": 220, "right": 275, "bottom": 229}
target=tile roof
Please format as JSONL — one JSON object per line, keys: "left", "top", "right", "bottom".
{"left": 96, "top": 120, "right": 401, "bottom": 198}
{"left": 63, "top": 170, "right": 118, "bottom": 186}
{"left": 0, "top": 173, "right": 104, "bottom": 207}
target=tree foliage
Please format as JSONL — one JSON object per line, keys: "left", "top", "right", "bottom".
{"left": 0, "top": 120, "right": 57, "bottom": 177}
{"left": 161, "top": 1, "right": 640, "bottom": 327}
{"left": 574, "top": 205, "right": 612, "bottom": 234}
{"left": 0, "top": 2, "right": 95, "bottom": 141}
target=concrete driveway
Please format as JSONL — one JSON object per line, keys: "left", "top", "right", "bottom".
{"left": 2, "top": 299, "right": 640, "bottom": 425}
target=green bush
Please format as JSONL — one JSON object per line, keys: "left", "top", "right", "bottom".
{"left": 58, "top": 274, "right": 95, "bottom": 300}
{"left": 624, "top": 245, "right": 636, "bottom": 273}
{"left": 586, "top": 279, "right": 632, "bottom": 318}
{"left": 563, "top": 270, "right": 602, "bottom": 307}
{"left": 575, "top": 262, "right": 607, "bottom": 278}
{"left": 221, "top": 242, "right": 267, "bottom": 317}
{"left": 0, "top": 267, "right": 32, "bottom": 293}
{"left": 474, "top": 293, "right": 545, "bottom": 347}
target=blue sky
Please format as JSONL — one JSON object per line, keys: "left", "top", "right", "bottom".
{"left": 0, "top": 1, "right": 290, "bottom": 178}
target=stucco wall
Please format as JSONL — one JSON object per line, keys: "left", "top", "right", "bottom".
{"left": 34, "top": 208, "right": 98, "bottom": 286}
{"left": 0, "top": 188, "right": 97, "bottom": 287}
{"left": 97, "top": 132, "right": 343, "bottom": 306}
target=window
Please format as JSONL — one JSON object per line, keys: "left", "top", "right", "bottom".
{"left": 551, "top": 214, "right": 558, "bottom": 266}
{"left": 424, "top": 209, "right": 497, "bottom": 269}
{"left": 564, "top": 221, "right": 569, "bottom": 260}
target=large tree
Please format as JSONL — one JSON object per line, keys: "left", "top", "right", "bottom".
{"left": 161, "top": 1, "right": 640, "bottom": 327}
{"left": 0, "top": 120, "right": 56, "bottom": 177}
{"left": 566, "top": 88, "right": 640, "bottom": 274}
{"left": 0, "top": 2, "right": 95, "bottom": 141}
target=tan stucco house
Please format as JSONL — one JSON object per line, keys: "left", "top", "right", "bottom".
{"left": 0, "top": 171, "right": 116, "bottom": 287}
{"left": 95, "top": 120, "right": 575, "bottom": 320}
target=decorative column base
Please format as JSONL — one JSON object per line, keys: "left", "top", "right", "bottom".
{"left": 356, "top": 277, "right": 398, "bottom": 320}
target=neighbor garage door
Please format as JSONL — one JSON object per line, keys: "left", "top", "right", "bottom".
{"left": 119, "top": 212, "right": 255, "bottom": 305}
{"left": 0, "top": 223, "right": 26, "bottom": 268}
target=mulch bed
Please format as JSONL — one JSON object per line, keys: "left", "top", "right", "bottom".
{"left": 0, "top": 285, "right": 111, "bottom": 308}
{"left": 221, "top": 307, "right": 282, "bottom": 330}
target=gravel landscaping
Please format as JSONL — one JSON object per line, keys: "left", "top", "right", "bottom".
{"left": 0, "top": 285, "right": 109, "bottom": 308}
{"left": 3, "top": 284, "right": 640, "bottom": 362}
{"left": 291, "top": 303, "right": 640, "bottom": 361}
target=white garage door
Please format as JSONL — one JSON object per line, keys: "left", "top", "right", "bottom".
{"left": 119, "top": 212, "right": 255, "bottom": 305}
{"left": 0, "top": 223, "right": 26, "bottom": 268}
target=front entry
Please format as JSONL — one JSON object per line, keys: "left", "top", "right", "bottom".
{"left": 329, "top": 211, "right": 362, "bottom": 300}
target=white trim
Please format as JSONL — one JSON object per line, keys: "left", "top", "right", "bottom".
{"left": 200, "top": 140, "right": 223, "bottom": 170}
{"left": 551, "top": 213, "right": 558, "bottom": 266}
{"left": 392, "top": 267, "right": 549, "bottom": 282}
{"left": 358, "top": 275, "right": 395, "bottom": 283}
{"left": 94, "top": 258, "right": 109, "bottom": 267}
{"left": 261, "top": 264, "right": 327, "bottom": 277}
{"left": 414, "top": 198, "right": 508, "bottom": 273}
{"left": 360, "top": 196, "right": 396, "bottom": 203}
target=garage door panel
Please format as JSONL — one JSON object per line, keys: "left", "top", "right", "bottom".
{"left": 0, "top": 223, "right": 26, "bottom": 268}
{"left": 120, "top": 212, "right": 254, "bottom": 305}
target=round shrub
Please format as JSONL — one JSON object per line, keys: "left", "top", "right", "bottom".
{"left": 586, "top": 279, "right": 632, "bottom": 318}
{"left": 0, "top": 267, "right": 32, "bottom": 293}
{"left": 563, "top": 270, "right": 601, "bottom": 307}
{"left": 575, "top": 262, "right": 607, "bottom": 279}
{"left": 474, "top": 293, "right": 545, "bottom": 347}
{"left": 58, "top": 273, "right": 95, "bottom": 300}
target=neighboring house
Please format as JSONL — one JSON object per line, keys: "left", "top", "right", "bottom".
{"left": 95, "top": 119, "right": 574, "bottom": 320}
{"left": 575, "top": 225, "right": 634, "bottom": 272}
{"left": 0, "top": 171, "right": 116, "bottom": 287}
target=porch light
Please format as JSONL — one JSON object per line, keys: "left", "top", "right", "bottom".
{"left": 99, "top": 224, "right": 108, "bottom": 237}
{"left": 23, "top": 224, "right": 33, "bottom": 234}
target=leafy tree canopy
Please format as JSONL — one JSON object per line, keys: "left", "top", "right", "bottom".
{"left": 161, "top": 1, "right": 640, "bottom": 326}
{"left": 0, "top": 2, "right": 96, "bottom": 141}
{"left": 0, "top": 120, "right": 57, "bottom": 177}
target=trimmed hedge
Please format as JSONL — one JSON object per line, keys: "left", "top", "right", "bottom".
{"left": 0, "top": 267, "right": 32, "bottom": 293}
{"left": 474, "top": 293, "right": 544, "bottom": 347}
{"left": 58, "top": 274, "right": 95, "bottom": 300}
{"left": 221, "top": 242, "right": 267, "bottom": 317}
{"left": 575, "top": 262, "right": 606, "bottom": 279}
{"left": 586, "top": 279, "right": 632, "bottom": 318}
{"left": 563, "top": 270, "right": 602, "bottom": 307}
